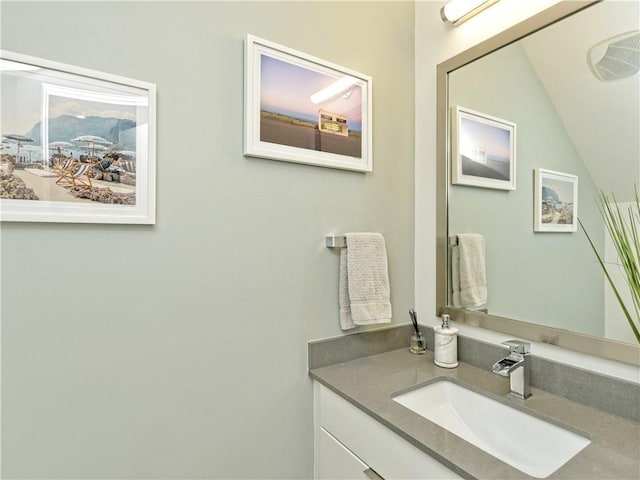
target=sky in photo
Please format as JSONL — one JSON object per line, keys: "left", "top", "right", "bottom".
{"left": 260, "top": 54, "right": 363, "bottom": 131}
{"left": 460, "top": 116, "right": 511, "bottom": 161}
{"left": 49, "top": 96, "right": 136, "bottom": 122}
{"left": 543, "top": 176, "right": 575, "bottom": 203}
{"left": 2, "top": 71, "right": 138, "bottom": 136}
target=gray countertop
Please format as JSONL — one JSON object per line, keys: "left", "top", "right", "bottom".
{"left": 309, "top": 348, "right": 640, "bottom": 479}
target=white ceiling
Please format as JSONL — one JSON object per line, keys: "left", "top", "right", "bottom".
{"left": 521, "top": 0, "right": 639, "bottom": 201}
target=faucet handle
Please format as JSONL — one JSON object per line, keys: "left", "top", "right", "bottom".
{"left": 502, "top": 339, "right": 530, "bottom": 355}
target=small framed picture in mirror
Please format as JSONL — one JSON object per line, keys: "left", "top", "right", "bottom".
{"left": 451, "top": 106, "right": 516, "bottom": 190}
{"left": 534, "top": 168, "right": 578, "bottom": 232}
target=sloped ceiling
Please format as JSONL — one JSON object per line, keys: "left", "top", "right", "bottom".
{"left": 521, "top": 0, "right": 639, "bottom": 201}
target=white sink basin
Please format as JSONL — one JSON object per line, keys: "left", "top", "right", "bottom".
{"left": 393, "top": 380, "right": 590, "bottom": 478}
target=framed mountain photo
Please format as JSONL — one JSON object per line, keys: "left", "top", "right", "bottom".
{"left": 534, "top": 168, "right": 578, "bottom": 232}
{"left": 0, "top": 50, "right": 156, "bottom": 224}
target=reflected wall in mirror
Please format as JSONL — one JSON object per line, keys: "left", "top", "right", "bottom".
{"left": 438, "top": 0, "right": 640, "bottom": 363}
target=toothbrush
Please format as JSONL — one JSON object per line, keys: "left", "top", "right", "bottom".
{"left": 409, "top": 308, "right": 425, "bottom": 349}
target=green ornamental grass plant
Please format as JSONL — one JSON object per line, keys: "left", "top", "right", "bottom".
{"left": 579, "top": 187, "right": 640, "bottom": 343}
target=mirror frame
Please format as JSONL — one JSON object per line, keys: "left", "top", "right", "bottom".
{"left": 436, "top": 0, "right": 640, "bottom": 366}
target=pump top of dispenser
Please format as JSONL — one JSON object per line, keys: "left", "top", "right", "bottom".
{"left": 441, "top": 314, "right": 450, "bottom": 328}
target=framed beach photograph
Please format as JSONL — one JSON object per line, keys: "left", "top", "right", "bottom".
{"left": 451, "top": 106, "right": 516, "bottom": 190}
{"left": 0, "top": 50, "right": 156, "bottom": 224}
{"left": 244, "top": 34, "right": 372, "bottom": 172}
{"left": 534, "top": 168, "right": 578, "bottom": 232}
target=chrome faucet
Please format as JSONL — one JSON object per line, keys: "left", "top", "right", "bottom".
{"left": 492, "top": 340, "right": 531, "bottom": 399}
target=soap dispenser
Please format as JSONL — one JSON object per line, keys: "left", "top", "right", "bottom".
{"left": 434, "top": 314, "right": 458, "bottom": 368}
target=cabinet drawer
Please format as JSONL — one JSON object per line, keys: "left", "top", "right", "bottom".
{"left": 318, "top": 427, "right": 378, "bottom": 479}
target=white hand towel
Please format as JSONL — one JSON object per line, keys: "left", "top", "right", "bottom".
{"left": 339, "top": 250, "right": 355, "bottom": 330}
{"left": 339, "top": 232, "right": 392, "bottom": 330}
{"left": 454, "top": 233, "right": 487, "bottom": 308}
{"left": 451, "top": 244, "right": 462, "bottom": 307}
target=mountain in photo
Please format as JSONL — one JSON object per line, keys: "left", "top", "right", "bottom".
{"left": 541, "top": 186, "right": 560, "bottom": 203}
{"left": 24, "top": 115, "right": 137, "bottom": 148}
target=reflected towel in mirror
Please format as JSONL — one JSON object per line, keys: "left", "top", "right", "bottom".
{"left": 451, "top": 233, "right": 487, "bottom": 308}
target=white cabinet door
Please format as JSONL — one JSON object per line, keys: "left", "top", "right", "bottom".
{"left": 317, "top": 427, "right": 382, "bottom": 480}
{"left": 314, "top": 382, "right": 462, "bottom": 480}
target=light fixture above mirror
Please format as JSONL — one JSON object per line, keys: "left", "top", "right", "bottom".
{"left": 440, "top": 0, "right": 500, "bottom": 26}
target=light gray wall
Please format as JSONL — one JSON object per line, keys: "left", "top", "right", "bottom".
{"left": 448, "top": 42, "right": 604, "bottom": 335}
{"left": 0, "top": 2, "right": 415, "bottom": 478}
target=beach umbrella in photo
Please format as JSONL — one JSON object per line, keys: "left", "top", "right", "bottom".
{"left": 71, "top": 135, "right": 112, "bottom": 157}
{"left": 116, "top": 150, "right": 136, "bottom": 160}
{"left": 79, "top": 144, "right": 109, "bottom": 154}
{"left": 2, "top": 134, "right": 35, "bottom": 163}
{"left": 49, "top": 141, "right": 74, "bottom": 155}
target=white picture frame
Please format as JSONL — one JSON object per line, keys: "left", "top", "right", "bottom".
{"left": 0, "top": 50, "right": 156, "bottom": 224}
{"left": 534, "top": 168, "right": 578, "bottom": 232}
{"left": 244, "top": 34, "right": 372, "bottom": 172}
{"left": 451, "top": 105, "right": 516, "bottom": 190}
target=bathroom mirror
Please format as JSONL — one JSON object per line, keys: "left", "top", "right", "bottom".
{"left": 437, "top": 0, "right": 640, "bottom": 365}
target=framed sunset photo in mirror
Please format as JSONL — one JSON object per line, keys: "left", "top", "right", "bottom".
{"left": 451, "top": 106, "right": 516, "bottom": 190}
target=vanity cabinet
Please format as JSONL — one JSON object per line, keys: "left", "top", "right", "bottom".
{"left": 313, "top": 381, "right": 462, "bottom": 479}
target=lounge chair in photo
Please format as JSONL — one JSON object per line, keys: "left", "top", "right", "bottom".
{"left": 56, "top": 162, "right": 93, "bottom": 188}
{"left": 52, "top": 157, "right": 76, "bottom": 175}
{"left": 93, "top": 159, "right": 112, "bottom": 172}
{"left": 121, "top": 160, "right": 136, "bottom": 175}
{"left": 119, "top": 160, "right": 136, "bottom": 185}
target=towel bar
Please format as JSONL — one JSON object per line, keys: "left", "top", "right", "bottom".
{"left": 326, "top": 235, "right": 347, "bottom": 248}
{"left": 449, "top": 236, "right": 459, "bottom": 246}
